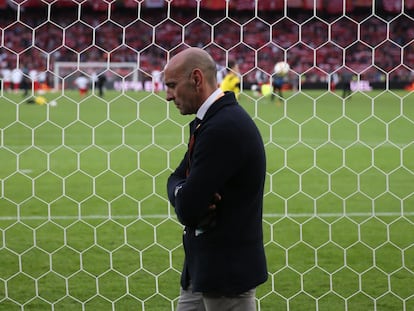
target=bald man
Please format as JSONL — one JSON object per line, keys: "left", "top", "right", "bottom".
{"left": 165, "top": 48, "right": 268, "bottom": 311}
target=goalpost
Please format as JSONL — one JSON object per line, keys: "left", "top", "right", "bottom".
{"left": 53, "top": 62, "right": 140, "bottom": 91}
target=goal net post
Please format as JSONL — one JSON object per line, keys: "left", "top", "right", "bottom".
{"left": 53, "top": 61, "right": 146, "bottom": 91}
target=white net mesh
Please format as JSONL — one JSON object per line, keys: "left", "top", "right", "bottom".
{"left": 1, "top": 1, "right": 414, "bottom": 310}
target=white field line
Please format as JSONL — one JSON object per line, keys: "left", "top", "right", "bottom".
{"left": 0, "top": 212, "right": 413, "bottom": 221}
{"left": 6, "top": 140, "right": 411, "bottom": 151}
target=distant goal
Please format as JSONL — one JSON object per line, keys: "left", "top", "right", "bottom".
{"left": 53, "top": 62, "right": 144, "bottom": 92}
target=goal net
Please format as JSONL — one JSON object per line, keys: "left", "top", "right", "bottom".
{"left": 0, "top": 1, "right": 413, "bottom": 311}
{"left": 53, "top": 62, "right": 142, "bottom": 91}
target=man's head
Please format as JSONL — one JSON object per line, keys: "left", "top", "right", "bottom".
{"left": 163, "top": 47, "right": 217, "bottom": 115}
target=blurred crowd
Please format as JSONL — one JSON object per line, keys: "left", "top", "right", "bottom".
{"left": 1, "top": 7, "right": 413, "bottom": 89}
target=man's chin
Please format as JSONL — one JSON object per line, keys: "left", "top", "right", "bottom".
{"left": 178, "top": 108, "right": 188, "bottom": 115}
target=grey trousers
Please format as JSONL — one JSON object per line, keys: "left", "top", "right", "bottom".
{"left": 176, "top": 284, "right": 257, "bottom": 311}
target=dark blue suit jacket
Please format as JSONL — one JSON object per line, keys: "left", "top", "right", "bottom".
{"left": 167, "top": 92, "right": 267, "bottom": 295}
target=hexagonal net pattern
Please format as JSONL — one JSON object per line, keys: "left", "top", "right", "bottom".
{"left": 1, "top": 1, "right": 414, "bottom": 310}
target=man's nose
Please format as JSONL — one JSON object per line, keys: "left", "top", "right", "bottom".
{"left": 166, "top": 90, "right": 174, "bottom": 101}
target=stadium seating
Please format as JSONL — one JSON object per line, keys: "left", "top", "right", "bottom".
{"left": 0, "top": 5, "right": 413, "bottom": 86}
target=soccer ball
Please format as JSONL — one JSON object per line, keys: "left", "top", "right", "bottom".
{"left": 49, "top": 100, "right": 57, "bottom": 107}
{"left": 274, "top": 61, "right": 290, "bottom": 75}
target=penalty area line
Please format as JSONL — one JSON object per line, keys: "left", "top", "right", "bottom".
{"left": 0, "top": 212, "right": 413, "bottom": 221}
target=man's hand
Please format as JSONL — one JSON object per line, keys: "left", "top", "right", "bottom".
{"left": 197, "top": 193, "right": 222, "bottom": 233}
{"left": 208, "top": 192, "right": 222, "bottom": 210}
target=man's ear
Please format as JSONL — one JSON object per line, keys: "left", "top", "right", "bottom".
{"left": 192, "top": 69, "right": 202, "bottom": 87}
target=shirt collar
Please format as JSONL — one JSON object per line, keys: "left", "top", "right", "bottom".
{"left": 196, "top": 88, "right": 224, "bottom": 120}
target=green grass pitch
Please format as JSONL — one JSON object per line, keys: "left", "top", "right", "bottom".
{"left": 0, "top": 89, "right": 413, "bottom": 310}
